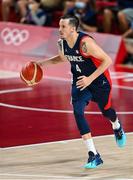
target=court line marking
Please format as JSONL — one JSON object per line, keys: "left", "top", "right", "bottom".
{"left": 113, "top": 84, "right": 133, "bottom": 90}
{"left": 124, "top": 78, "right": 133, "bottom": 82}
{"left": 1, "top": 133, "right": 133, "bottom": 179}
{"left": 2, "top": 132, "right": 133, "bottom": 149}
{"left": 0, "top": 102, "right": 133, "bottom": 114}
{"left": 0, "top": 133, "right": 133, "bottom": 179}
{"left": 0, "top": 83, "right": 132, "bottom": 114}
{"left": 0, "top": 79, "right": 132, "bottom": 114}
{"left": 0, "top": 173, "right": 89, "bottom": 179}
{"left": 0, "top": 87, "right": 32, "bottom": 94}
{"left": 0, "top": 73, "right": 133, "bottom": 90}
{"left": 0, "top": 173, "right": 132, "bottom": 180}
{"left": 45, "top": 76, "right": 133, "bottom": 91}
{"left": 1, "top": 70, "right": 133, "bottom": 79}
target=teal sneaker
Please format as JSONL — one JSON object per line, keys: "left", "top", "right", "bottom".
{"left": 114, "top": 124, "right": 126, "bottom": 148}
{"left": 84, "top": 151, "right": 103, "bottom": 169}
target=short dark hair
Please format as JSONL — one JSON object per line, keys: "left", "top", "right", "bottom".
{"left": 60, "top": 15, "right": 79, "bottom": 30}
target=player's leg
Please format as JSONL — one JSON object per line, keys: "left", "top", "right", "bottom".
{"left": 72, "top": 85, "right": 103, "bottom": 168}
{"left": 101, "top": 107, "right": 126, "bottom": 147}
{"left": 97, "top": 88, "right": 126, "bottom": 148}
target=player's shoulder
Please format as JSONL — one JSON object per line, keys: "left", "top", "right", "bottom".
{"left": 80, "top": 34, "right": 96, "bottom": 50}
{"left": 81, "top": 35, "right": 95, "bottom": 43}
{"left": 79, "top": 31, "right": 94, "bottom": 42}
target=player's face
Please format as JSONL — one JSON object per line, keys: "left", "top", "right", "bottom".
{"left": 59, "top": 19, "right": 74, "bottom": 39}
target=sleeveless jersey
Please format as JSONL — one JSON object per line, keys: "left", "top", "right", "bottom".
{"left": 58, "top": 31, "right": 112, "bottom": 87}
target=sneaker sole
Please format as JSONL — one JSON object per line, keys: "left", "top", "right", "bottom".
{"left": 116, "top": 133, "right": 126, "bottom": 148}
{"left": 84, "top": 160, "right": 103, "bottom": 169}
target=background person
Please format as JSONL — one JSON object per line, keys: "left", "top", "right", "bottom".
{"left": 20, "top": 0, "right": 47, "bottom": 26}
{"left": 65, "top": 0, "right": 98, "bottom": 32}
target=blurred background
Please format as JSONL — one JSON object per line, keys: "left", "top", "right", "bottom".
{"left": 0, "top": 0, "right": 133, "bottom": 64}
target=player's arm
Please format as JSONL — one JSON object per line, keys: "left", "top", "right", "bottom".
{"left": 37, "top": 55, "right": 64, "bottom": 67}
{"left": 37, "top": 39, "right": 67, "bottom": 67}
{"left": 82, "top": 37, "right": 112, "bottom": 80}
{"left": 77, "top": 37, "right": 112, "bottom": 90}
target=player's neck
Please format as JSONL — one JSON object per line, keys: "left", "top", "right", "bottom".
{"left": 66, "top": 32, "right": 79, "bottom": 49}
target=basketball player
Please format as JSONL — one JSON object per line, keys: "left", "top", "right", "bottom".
{"left": 38, "top": 15, "right": 126, "bottom": 169}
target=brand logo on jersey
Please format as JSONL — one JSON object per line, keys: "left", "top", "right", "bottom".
{"left": 102, "top": 80, "right": 107, "bottom": 85}
{"left": 65, "top": 55, "right": 84, "bottom": 62}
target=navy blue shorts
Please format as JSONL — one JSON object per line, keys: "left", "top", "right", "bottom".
{"left": 71, "top": 81, "right": 116, "bottom": 135}
{"left": 71, "top": 81, "right": 112, "bottom": 111}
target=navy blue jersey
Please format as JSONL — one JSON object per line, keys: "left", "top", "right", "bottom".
{"left": 58, "top": 31, "right": 112, "bottom": 110}
{"left": 59, "top": 31, "right": 112, "bottom": 88}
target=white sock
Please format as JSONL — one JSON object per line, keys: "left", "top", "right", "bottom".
{"left": 84, "top": 138, "right": 97, "bottom": 155}
{"left": 111, "top": 118, "right": 120, "bottom": 130}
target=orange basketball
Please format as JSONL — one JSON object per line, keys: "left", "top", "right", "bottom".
{"left": 20, "top": 61, "right": 43, "bottom": 86}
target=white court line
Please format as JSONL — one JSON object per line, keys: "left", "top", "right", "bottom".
{"left": 0, "top": 70, "right": 19, "bottom": 79}
{"left": 0, "top": 134, "right": 133, "bottom": 179}
{"left": 0, "top": 73, "right": 133, "bottom": 90}
{"left": 124, "top": 78, "right": 133, "bottom": 82}
{"left": 2, "top": 132, "right": 133, "bottom": 150}
{"left": 0, "top": 173, "right": 132, "bottom": 180}
{"left": 111, "top": 75, "right": 133, "bottom": 79}
{"left": 45, "top": 76, "right": 133, "bottom": 91}
{"left": 113, "top": 84, "right": 133, "bottom": 90}
{"left": 0, "top": 102, "right": 133, "bottom": 114}
{"left": 0, "top": 173, "right": 85, "bottom": 179}
{"left": 0, "top": 87, "right": 32, "bottom": 94}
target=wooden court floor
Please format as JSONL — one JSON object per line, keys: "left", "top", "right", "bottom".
{"left": 0, "top": 133, "right": 133, "bottom": 180}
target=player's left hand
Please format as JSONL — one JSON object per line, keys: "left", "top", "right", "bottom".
{"left": 76, "top": 76, "right": 93, "bottom": 90}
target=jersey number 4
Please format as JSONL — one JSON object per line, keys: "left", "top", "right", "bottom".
{"left": 76, "top": 64, "right": 81, "bottom": 73}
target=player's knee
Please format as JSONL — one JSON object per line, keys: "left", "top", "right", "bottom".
{"left": 73, "top": 101, "right": 84, "bottom": 118}
{"left": 73, "top": 108, "right": 86, "bottom": 130}
{"left": 74, "top": 115, "right": 91, "bottom": 135}
{"left": 102, "top": 108, "right": 117, "bottom": 122}
{"left": 73, "top": 102, "right": 90, "bottom": 135}
{"left": 73, "top": 109, "right": 83, "bottom": 119}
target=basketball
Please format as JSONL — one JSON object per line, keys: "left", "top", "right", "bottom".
{"left": 20, "top": 61, "right": 43, "bottom": 86}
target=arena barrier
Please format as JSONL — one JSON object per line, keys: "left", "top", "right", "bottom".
{"left": 0, "top": 22, "right": 127, "bottom": 72}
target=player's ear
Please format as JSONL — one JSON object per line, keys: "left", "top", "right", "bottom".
{"left": 71, "top": 26, "right": 75, "bottom": 33}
